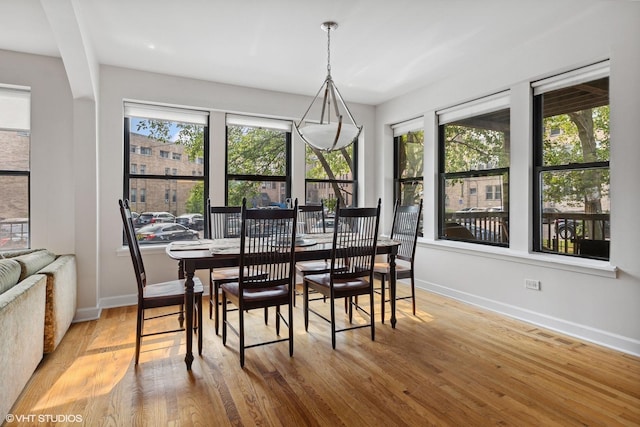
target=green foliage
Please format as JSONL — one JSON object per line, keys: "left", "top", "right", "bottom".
{"left": 185, "top": 182, "right": 204, "bottom": 213}
{"left": 305, "top": 145, "right": 352, "bottom": 179}
{"left": 397, "top": 131, "right": 424, "bottom": 204}
{"left": 444, "top": 124, "right": 508, "bottom": 173}
{"left": 228, "top": 181, "right": 264, "bottom": 208}
{"left": 542, "top": 106, "right": 609, "bottom": 206}
{"left": 135, "top": 119, "right": 204, "bottom": 161}
{"left": 227, "top": 126, "right": 287, "bottom": 175}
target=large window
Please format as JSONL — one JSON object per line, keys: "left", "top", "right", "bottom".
{"left": 0, "top": 87, "right": 30, "bottom": 251}
{"left": 438, "top": 92, "right": 510, "bottom": 246}
{"left": 305, "top": 142, "right": 356, "bottom": 213}
{"left": 533, "top": 62, "right": 610, "bottom": 260}
{"left": 124, "top": 103, "right": 209, "bottom": 244}
{"left": 393, "top": 118, "right": 424, "bottom": 206}
{"left": 226, "top": 115, "right": 291, "bottom": 207}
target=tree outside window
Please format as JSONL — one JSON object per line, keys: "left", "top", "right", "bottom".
{"left": 226, "top": 123, "right": 290, "bottom": 208}
{"left": 534, "top": 71, "right": 610, "bottom": 260}
{"left": 305, "top": 144, "right": 356, "bottom": 212}
{"left": 439, "top": 100, "right": 510, "bottom": 246}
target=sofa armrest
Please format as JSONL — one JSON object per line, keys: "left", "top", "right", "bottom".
{"left": 37, "top": 255, "right": 77, "bottom": 353}
{"left": 0, "top": 274, "right": 46, "bottom": 422}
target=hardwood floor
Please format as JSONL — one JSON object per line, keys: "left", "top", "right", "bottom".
{"left": 7, "top": 285, "right": 640, "bottom": 426}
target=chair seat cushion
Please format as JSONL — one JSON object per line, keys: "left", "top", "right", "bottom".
{"left": 220, "top": 282, "right": 289, "bottom": 305}
{"left": 304, "top": 273, "right": 370, "bottom": 294}
{"left": 373, "top": 262, "right": 412, "bottom": 277}
{"left": 144, "top": 278, "right": 203, "bottom": 299}
{"left": 212, "top": 267, "right": 267, "bottom": 283}
{"left": 295, "top": 260, "right": 330, "bottom": 274}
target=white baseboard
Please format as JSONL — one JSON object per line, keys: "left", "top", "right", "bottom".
{"left": 416, "top": 279, "right": 640, "bottom": 357}
{"left": 72, "top": 307, "right": 101, "bottom": 323}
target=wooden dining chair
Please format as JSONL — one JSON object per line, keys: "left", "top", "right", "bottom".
{"left": 374, "top": 199, "right": 423, "bottom": 323}
{"left": 303, "top": 199, "right": 381, "bottom": 349}
{"left": 294, "top": 202, "right": 329, "bottom": 306}
{"left": 119, "top": 199, "right": 203, "bottom": 365}
{"left": 206, "top": 199, "right": 270, "bottom": 336}
{"left": 220, "top": 198, "right": 298, "bottom": 367}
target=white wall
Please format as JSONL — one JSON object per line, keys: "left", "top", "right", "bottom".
{"left": 0, "top": 50, "right": 75, "bottom": 254}
{"left": 375, "top": 2, "right": 640, "bottom": 355}
{"left": 97, "top": 66, "right": 376, "bottom": 307}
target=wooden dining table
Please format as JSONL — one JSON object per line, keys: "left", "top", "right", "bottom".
{"left": 166, "top": 232, "right": 400, "bottom": 370}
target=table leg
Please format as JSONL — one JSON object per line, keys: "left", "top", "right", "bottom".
{"left": 389, "top": 253, "right": 397, "bottom": 328}
{"left": 184, "top": 263, "right": 195, "bottom": 370}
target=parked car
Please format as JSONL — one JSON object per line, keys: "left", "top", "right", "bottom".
{"left": 136, "top": 211, "right": 175, "bottom": 227}
{"left": 310, "top": 217, "right": 348, "bottom": 233}
{"left": 176, "top": 213, "right": 204, "bottom": 230}
{"left": 136, "top": 223, "right": 198, "bottom": 243}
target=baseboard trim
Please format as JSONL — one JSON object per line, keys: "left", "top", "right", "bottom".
{"left": 73, "top": 307, "right": 101, "bottom": 323}
{"left": 416, "top": 279, "right": 640, "bottom": 357}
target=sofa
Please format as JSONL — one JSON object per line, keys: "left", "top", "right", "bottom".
{"left": 0, "top": 249, "right": 77, "bottom": 422}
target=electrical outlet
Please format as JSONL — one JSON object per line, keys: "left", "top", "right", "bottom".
{"left": 525, "top": 279, "right": 541, "bottom": 291}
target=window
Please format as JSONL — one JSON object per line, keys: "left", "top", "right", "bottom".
{"left": 392, "top": 118, "right": 424, "bottom": 206}
{"left": 131, "top": 164, "right": 137, "bottom": 174}
{"left": 124, "top": 102, "right": 209, "bottom": 244}
{"left": 0, "top": 86, "right": 30, "bottom": 250}
{"left": 438, "top": 92, "right": 510, "bottom": 246}
{"left": 226, "top": 114, "right": 291, "bottom": 207}
{"left": 532, "top": 62, "right": 610, "bottom": 260}
{"left": 486, "top": 185, "right": 501, "bottom": 200}
{"left": 172, "top": 153, "right": 181, "bottom": 161}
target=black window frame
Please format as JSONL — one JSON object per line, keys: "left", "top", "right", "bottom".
{"left": 0, "top": 87, "right": 31, "bottom": 251}
{"left": 123, "top": 107, "right": 210, "bottom": 245}
{"left": 304, "top": 143, "right": 358, "bottom": 208}
{"left": 532, "top": 65, "right": 610, "bottom": 260}
{"left": 225, "top": 119, "right": 292, "bottom": 207}
{"left": 437, "top": 97, "right": 511, "bottom": 247}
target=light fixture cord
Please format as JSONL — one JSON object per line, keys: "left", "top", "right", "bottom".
{"left": 326, "top": 26, "right": 332, "bottom": 77}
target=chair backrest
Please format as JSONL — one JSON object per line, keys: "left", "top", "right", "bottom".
{"left": 238, "top": 198, "right": 298, "bottom": 290}
{"left": 119, "top": 199, "right": 146, "bottom": 295}
{"left": 389, "top": 199, "right": 423, "bottom": 263}
{"left": 207, "top": 198, "right": 241, "bottom": 239}
{"left": 330, "top": 198, "right": 381, "bottom": 280}
{"left": 298, "top": 202, "right": 325, "bottom": 234}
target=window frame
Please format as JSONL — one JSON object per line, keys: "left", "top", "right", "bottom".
{"left": 0, "top": 86, "right": 31, "bottom": 251}
{"left": 531, "top": 62, "right": 610, "bottom": 260}
{"left": 392, "top": 121, "right": 424, "bottom": 206}
{"left": 304, "top": 143, "right": 358, "bottom": 208}
{"left": 225, "top": 115, "right": 292, "bottom": 207}
{"left": 123, "top": 104, "right": 210, "bottom": 245}
{"left": 437, "top": 92, "right": 511, "bottom": 247}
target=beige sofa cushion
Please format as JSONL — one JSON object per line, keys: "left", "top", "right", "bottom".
{"left": 12, "top": 250, "right": 57, "bottom": 281}
{"left": 0, "top": 259, "right": 21, "bottom": 295}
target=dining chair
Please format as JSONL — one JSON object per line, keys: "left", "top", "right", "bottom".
{"left": 303, "top": 198, "right": 381, "bottom": 349}
{"left": 294, "top": 202, "right": 328, "bottom": 306}
{"left": 119, "top": 199, "right": 203, "bottom": 365}
{"left": 374, "top": 199, "right": 423, "bottom": 323}
{"left": 206, "top": 199, "right": 268, "bottom": 336}
{"left": 220, "top": 198, "right": 298, "bottom": 367}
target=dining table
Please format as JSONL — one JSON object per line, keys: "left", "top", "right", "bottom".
{"left": 166, "top": 232, "right": 400, "bottom": 370}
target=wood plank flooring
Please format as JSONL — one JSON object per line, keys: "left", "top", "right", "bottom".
{"left": 7, "top": 285, "right": 640, "bottom": 426}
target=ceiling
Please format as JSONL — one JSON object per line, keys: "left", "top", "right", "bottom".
{"left": 0, "top": 0, "right": 619, "bottom": 105}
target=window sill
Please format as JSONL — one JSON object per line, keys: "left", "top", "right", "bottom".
{"left": 417, "top": 238, "right": 618, "bottom": 279}
{"left": 116, "top": 244, "right": 169, "bottom": 257}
